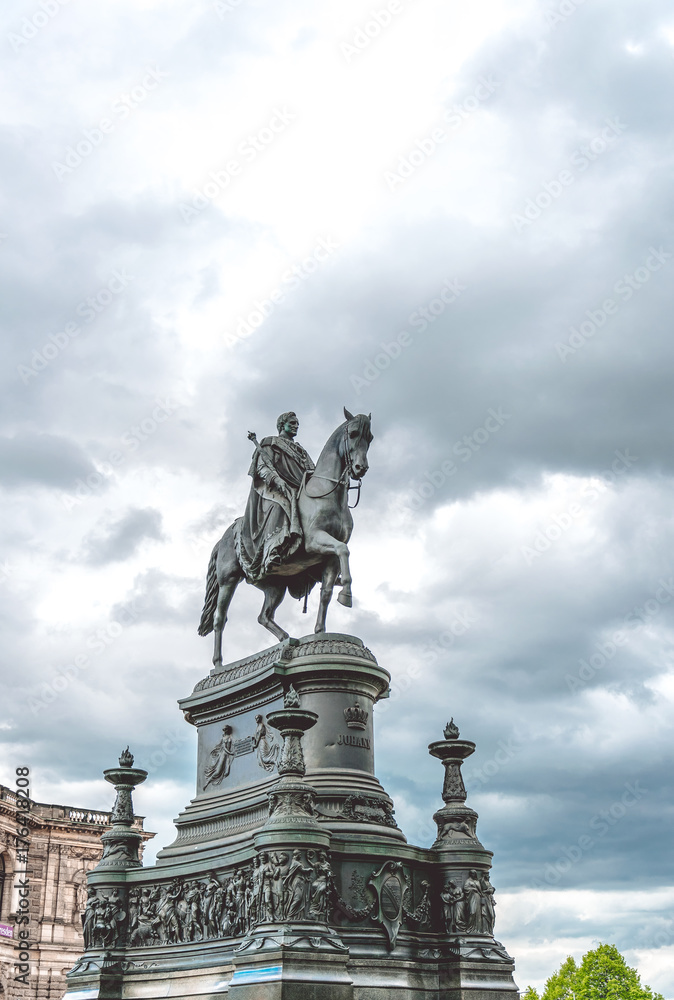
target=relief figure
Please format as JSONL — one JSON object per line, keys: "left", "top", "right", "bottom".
{"left": 463, "top": 870, "right": 483, "bottom": 934}
{"left": 204, "top": 725, "right": 234, "bottom": 788}
{"left": 253, "top": 715, "right": 279, "bottom": 772}
{"left": 283, "top": 850, "right": 313, "bottom": 919}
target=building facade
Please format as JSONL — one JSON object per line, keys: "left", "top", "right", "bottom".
{"left": 0, "top": 783, "right": 152, "bottom": 1000}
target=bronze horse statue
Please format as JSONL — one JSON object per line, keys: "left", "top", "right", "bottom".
{"left": 198, "top": 409, "right": 373, "bottom": 667}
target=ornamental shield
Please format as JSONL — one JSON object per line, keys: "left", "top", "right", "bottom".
{"left": 367, "top": 860, "right": 409, "bottom": 948}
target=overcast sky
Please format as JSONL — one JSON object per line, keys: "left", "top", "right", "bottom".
{"left": 2, "top": 0, "right": 674, "bottom": 993}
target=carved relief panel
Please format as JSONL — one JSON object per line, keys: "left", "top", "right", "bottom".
{"left": 439, "top": 870, "right": 497, "bottom": 936}
{"left": 198, "top": 708, "right": 282, "bottom": 794}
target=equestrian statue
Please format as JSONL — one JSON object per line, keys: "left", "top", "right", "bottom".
{"left": 198, "top": 408, "right": 373, "bottom": 667}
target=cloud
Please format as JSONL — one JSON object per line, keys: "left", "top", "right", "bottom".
{"left": 111, "top": 567, "right": 202, "bottom": 626}
{"left": 82, "top": 507, "right": 165, "bottom": 565}
{"left": 1, "top": 0, "right": 673, "bottom": 994}
{"left": 0, "top": 432, "right": 97, "bottom": 489}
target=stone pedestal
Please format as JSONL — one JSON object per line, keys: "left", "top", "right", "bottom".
{"left": 65, "top": 634, "right": 519, "bottom": 1000}
{"left": 68, "top": 750, "right": 148, "bottom": 998}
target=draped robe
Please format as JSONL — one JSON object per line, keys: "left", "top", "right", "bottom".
{"left": 234, "top": 435, "right": 315, "bottom": 585}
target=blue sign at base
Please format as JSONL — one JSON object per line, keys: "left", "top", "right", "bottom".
{"left": 230, "top": 966, "right": 283, "bottom": 984}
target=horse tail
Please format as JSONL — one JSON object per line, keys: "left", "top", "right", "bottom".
{"left": 198, "top": 545, "right": 219, "bottom": 637}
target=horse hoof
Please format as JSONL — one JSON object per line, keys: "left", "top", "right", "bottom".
{"left": 314, "top": 624, "right": 325, "bottom": 634}
{"left": 337, "top": 591, "right": 352, "bottom": 608}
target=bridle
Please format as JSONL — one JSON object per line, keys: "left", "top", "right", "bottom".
{"left": 304, "top": 423, "right": 365, "bottom": 508}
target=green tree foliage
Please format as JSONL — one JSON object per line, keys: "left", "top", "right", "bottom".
{"left": 525, "top": 944, "right": 664, "bottom": 1000}
{"left": 575, "top": 944, "right": 663, "bottom": 1000}
{"left": 543, "top": 956, "right": 579, "bottom": 1000}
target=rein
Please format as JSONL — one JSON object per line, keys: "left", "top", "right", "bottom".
{"left": 303, "top": 424, "right": 363, "bottom": 508}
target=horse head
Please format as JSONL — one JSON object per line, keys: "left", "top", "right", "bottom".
{"left": 343, "top": 407, "right": 373, "bottom": 480}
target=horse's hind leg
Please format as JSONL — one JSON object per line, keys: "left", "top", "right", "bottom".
{"left": 258, "top": 582, "right": 289, "bottom": 642}
{"left": 213, "top": 570, "right": 243, "bottom": 666}
{"left": 315, "top": 557, "right": 339, "bottom": 634}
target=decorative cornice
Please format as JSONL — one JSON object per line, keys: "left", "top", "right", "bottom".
{"left": 194, "top": 647, "right": 284, "bottom": 692}
{"left": 172, "top": 804, "right": 269, "bottom": 845}
{"left": 192, "top": 636, "right": 378, "bottom": 695}
{"left": 292, "top": 638, "right": 377, "bottom": 663}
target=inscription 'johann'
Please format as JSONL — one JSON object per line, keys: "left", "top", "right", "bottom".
{"left": 337, "top": 734, "right": 370, "bottom": 749}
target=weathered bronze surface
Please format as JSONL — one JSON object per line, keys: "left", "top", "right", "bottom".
{"left": 198, "top": 409, "right": 373, "bottom": 666}
{"left": 65, "top": 400, "right": 518, "bottom": 1000}
{"left": 66, "top": 636, "right": 519, "bottom": 1000}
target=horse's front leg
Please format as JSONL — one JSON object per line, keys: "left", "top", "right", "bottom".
{"left": 305, "top": 530, "right": 352, "bottom": 609}
{"left": 315, "top": 557, "right": 340, "bottom": 633}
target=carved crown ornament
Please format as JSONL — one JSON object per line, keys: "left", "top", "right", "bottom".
{"left": 344, "top": 701, "right": 368, "bottom": 729}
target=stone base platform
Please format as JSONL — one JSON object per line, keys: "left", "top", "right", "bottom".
{"left": 64, "top": 634, "right": 519, "bottom": 1000}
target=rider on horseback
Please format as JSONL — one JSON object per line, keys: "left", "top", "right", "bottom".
{"left": 235, "top": 412, "right": 315, "bottom": 584}
{"left": 199, "top": 408, "right": 372, "bottom": 665}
